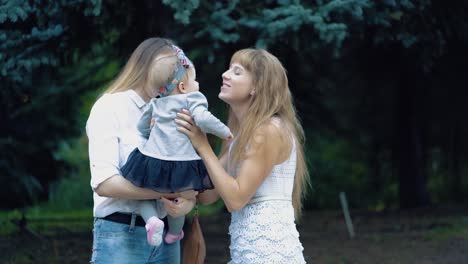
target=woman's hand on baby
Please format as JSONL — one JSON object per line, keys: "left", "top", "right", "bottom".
{"left": 160, "top": 197, "right": 196, "bottom": 218}
{"left": 175, "top": 109, "right": 210, "bottom": 151}
{"left": 160, "top": 190, "right": 197, "bottom": 200}
{"left": 179, "top": 189, "right": 198, "bottom": 200}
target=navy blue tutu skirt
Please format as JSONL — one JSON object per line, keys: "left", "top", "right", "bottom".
{"left": 120, "top": 148, "right": 213, "bottom": 193}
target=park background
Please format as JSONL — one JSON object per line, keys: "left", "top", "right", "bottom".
{"left": 1, "top": 1, "right": 467, "bottom": 263}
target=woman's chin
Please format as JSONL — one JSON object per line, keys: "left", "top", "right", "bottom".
{"left": 218, "top": 93, "right": 229, "bottom": 103}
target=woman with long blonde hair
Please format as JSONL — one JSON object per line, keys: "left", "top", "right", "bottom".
{"left": 86, "top": 37, "right": 197, "bottom": 263}
{"left": 177, "top": 48, "right": 309, "bottom": 263}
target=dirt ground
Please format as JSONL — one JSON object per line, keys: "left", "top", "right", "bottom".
{"left": 1, "top": 206, "right": 467, "bottom": 264}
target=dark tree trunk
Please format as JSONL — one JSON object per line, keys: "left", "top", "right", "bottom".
{"left": 445, "top": 41, "right": 466, "bottom": 202}
{"left": 446, "top": 67, "right": 463, "bottom": 202}
{"left": 448, "top": 122, "right": 461, "bottom": 201}
{"left": 370, "top": 141, "right": 382, "bottom": 193}
{"left": 394, "top": 70, "right": 430, "bottom": 209}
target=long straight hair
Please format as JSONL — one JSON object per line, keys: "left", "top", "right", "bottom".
{"left": 225, "top": 49, "right": 309, "bottom": 219}
{"left": 104, "top": 38, "right": 176, "bottom": 94}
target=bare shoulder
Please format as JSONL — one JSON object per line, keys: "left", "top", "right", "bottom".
{"left": 249, "top": 117, "right": 292, "bottom": 163}
{"left": 253, "top": 116, "right": 290, "bottom": 140}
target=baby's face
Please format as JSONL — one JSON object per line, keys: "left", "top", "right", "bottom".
{"left": 184, "top": 67, "right": 199, "bottom": 93}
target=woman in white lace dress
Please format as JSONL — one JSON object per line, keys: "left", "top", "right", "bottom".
{"left": 176, "top": 48, "right": 309, "bottom": 263}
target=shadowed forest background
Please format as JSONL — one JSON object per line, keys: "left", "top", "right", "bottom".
{"left": 1, "top": 1, "right": 468, "bottom": 263}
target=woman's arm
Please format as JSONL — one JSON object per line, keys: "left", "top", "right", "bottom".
{"left": 197, "top": 151, "right": 227, "bottom": 205}
{"left": 95, "top": 175, "right": 197, "bottom": 200}
{"left": 192, "top": 128, "right": 278, "bottom": 212}
{"left": 198, "top": 188, "right": 219, "bottom": 205}
{"left": 176, "top": 111, "right": 288, "bottom": 212}
{"left": 87, "top": 98, "right": 196, "bottom": 201}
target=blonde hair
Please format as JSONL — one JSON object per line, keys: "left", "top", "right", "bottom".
{"left": 104, "top": 38, "right": 178, "bottom": 94}
{"left": 225, "top": 49, "right": 309, "bottom": 219}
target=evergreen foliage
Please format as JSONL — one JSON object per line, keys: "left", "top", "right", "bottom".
{"left": 1, "top": 0, "right": 467, "bottom": 210}
{"left": 162, "top": 0, "right": 199, "bottom": 25}
{"left": 0, "top": 0, "right": 102, "bottom": 207}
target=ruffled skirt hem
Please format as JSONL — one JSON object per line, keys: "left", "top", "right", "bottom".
{"left": 121, "top": 148, "right": 213, "bottom": 193}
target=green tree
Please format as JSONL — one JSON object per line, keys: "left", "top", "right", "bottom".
{"left": 2, "top": 0, "right": 467, "bottom": 210}
{"left": 0, "top": 0, "right": 103, "bottom": 207}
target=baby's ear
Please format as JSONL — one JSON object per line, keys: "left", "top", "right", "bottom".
{"left": 178, "top": 82, "right": 187, "bottom": 94}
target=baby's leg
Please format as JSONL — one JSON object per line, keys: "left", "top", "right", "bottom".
{"left": 165, "top": 215, "right": 185, "bottom": 244}
{"left": 138, "top": 201, "right": 164, "bottom": 246}
{"left": 139, "top": 200, "right": 159, "bottom": 221}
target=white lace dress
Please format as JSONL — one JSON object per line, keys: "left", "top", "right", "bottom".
{"left": 227, "top": 140, "right": 306, "bottom": 264}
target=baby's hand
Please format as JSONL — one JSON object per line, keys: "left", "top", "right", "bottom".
{"left": 150, "top": 118, "right": 155, "bottom": 128}
{"left": 225, "top": 133, "right": 234, "bottom": 141}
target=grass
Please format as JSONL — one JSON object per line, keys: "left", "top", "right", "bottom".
{"left": 424, "top": 216, "right": 468, "bottom": 241}
{"left": 1, "top": 207, "right": 467, "bottom": 264}
{"left": 0, "top": 200, "right": 225, "bottom": 236}
{"left": 0, "top": 206, "right": 93, "bottom": 236}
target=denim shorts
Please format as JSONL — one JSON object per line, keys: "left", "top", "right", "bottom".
{"left": 90, "top": 217, "right": 180, "bottom": 264}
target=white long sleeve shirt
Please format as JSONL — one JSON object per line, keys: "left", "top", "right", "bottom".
{"left": 86, "top": 89, "right": 165, "bottom": 218}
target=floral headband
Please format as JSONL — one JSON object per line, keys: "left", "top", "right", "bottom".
{"left": 158, "top": 45, "right": 192, "bottom": 97}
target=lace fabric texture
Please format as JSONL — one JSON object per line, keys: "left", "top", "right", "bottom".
{"left": 228, "top": 200, "right": 306, "bottom": 264}
{"left": 227, "top": 125, "right": 305, "bottom": 263}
